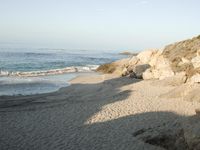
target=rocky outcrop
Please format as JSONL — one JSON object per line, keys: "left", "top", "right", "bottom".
{"left": 97, "top": 49, "right": 158, "bottom": 78}
{"left": 136, "top": 49, "right": 157, "bottom": 64}
{"left": 143, "top": 54, "right": 175, "bottom": 80}
{"left": 143, "top": 35, "right": 200, "bottom": 81}
{"left": 126, "top": 49, "right": 159, "bottom": 78}
{"left": 97, "top": 35, "right": 200, "bottom": 82}
{"left": 142, "top": 35, "right": 200, "bottom": 82}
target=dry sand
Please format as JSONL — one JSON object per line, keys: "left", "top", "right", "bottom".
{"left": 0, "top": 74, "right": 200, "bottom": 150}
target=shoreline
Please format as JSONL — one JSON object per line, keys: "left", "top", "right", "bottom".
{"left": 0, "top": 73, "right": 107, "bottom": 101}
{"left": 0, "top": 72, "right": 99, "bottom": 97}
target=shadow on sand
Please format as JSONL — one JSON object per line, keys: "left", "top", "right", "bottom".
{"left": 0, "top": 76, "right": 196, "bottom": 150}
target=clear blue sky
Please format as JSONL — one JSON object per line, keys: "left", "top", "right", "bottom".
{"left": 0, "top": 0, "right": 200, "bottom": 51}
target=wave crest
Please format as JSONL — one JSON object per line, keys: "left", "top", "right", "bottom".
{"left": 0, "top": 65, "right": 99, "bottom": 77}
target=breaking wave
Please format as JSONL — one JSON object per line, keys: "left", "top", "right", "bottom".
{"left": 0, "top": 65, "right": 99, "bottom": 77}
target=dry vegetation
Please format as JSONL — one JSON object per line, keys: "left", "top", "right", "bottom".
{"left": 96, "top": 58, "right": 130, "bottom": 74}
{"left": 96, "top": 63, "right": 117, "bottom": 73}
{"left": 162, "top": 35, "right": 200, "bottom": 77}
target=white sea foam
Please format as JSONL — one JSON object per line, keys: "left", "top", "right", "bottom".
{"left": 0, "top": 73, "right": 80, "bottom": 96}
{"left": 0, "top": 65, "right": 99, "bottom": 77}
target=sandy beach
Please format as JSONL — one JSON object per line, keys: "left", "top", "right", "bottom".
{"left": 1, "top": 74, "right": 200, "bottom": 150}
{"left": 1, "top": 0, "right": 199, "bottom": 149}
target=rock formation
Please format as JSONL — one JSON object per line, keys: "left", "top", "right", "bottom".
{"left": 97, "top": 35, "right": 200, "bottom": 84}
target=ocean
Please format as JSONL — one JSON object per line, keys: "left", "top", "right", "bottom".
{"left": 0, "top": 48, "right": 126, "bottom": 95}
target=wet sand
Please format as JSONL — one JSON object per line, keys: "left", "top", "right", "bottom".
{"left": 0, "top": 74, "right": 200, "bottom": 150}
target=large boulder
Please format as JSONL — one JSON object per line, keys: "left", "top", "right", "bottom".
{"left": 132, "top": 64, "right": 151, "bottom": 79}
{"left": 126, "top": 49, "right": 159, "bottom": 79}
{"left": 143, "top": 55, "right": 175, "bottom": 80}
{"left": 125, "top": 50, "right": 158, "bottom": 76}
{"left": 142, "top": 68, "right": 155, "bottom": 80}
{"left": 143, "top": 35, "right": 200, "bottom": 81}
{"left": 136, "top": 49, "right": 158, "bottom": 64}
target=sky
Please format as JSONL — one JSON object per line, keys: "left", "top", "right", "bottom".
{"left": 0, "top": 0, "right": 200, "bottom": 51}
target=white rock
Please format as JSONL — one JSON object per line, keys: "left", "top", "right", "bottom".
{"left": 121, "top": 67, "right": 128, "bottom": 76}
{"left": 142, "top": 68, "right": 154, "bottom": 80}
{"left": 159, "top": 69, "right": 175, "bottom": 80}
{"left": 136, "top": 49, "right": 157, "bottom": 64}
{"left": 128, "top": 56, "right": 139, "bottom": 66}
{"left": 155, "top": 55, "right": 171, "bottom": 69}
{"left": 143, "top": 67, "right": 174, "bottom": 80}
{"left": 191, "top": 56, "right": 200, "bottom": 68}
{"left": 181, "top": 57, "right": 190, "bottom": 63}
{"left": 190, "top": 73, "right": 200, "bottom": 83}
{"left": 152, "top": 69, "right": 161, "bottom": 79}
{"left": 149, "top": 50, "right": 162, "bottom": 67}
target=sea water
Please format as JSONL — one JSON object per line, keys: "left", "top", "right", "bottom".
{"left": 0, "top": 48, "right": 126, "bottom": 95}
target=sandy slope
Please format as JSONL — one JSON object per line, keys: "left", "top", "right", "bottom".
{"left": 0, "top": 74, "right": 200, "bottom": 150}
